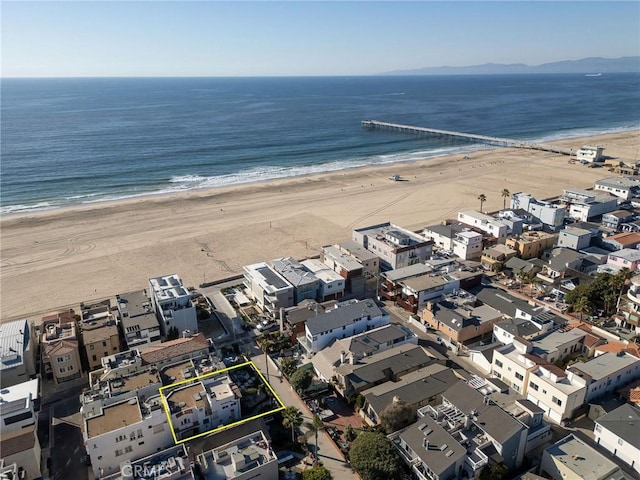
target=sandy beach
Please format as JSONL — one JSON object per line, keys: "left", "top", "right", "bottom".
{"left": 1, "top": 130, "right": 638, "bottom": 321}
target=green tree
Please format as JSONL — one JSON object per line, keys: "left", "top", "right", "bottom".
{"left": 478, "top": 193, "right": 487, "bottom": 213}
{"left": 349, "top": 431, "right": 404, "bottom": 480}
{"left": 573, "top": 296, "right": 591, "bottom": 322}
{"left": 379, "top": 400, "right": 415, "bottom": 434}
{"left": 501, "top": 188, "right": 511, "bottom": 210}
{"left": 257, "top": 335, "right": 271, "bottom": 381}
{"left": 280, "top": 356, "right": 298, "bottom": 378}
{"left": 290, "top": 367, "right": 314, "bottom": 393}
{"left": 282, "top": 406, "right": 304, "bottom": 443}
{"left": 304, "top": 414, "right": 325, "bottom": 466}
{"left": 479, "top": 463, "right": 508, "bottom": 480}
{"left": 302, "top": 466, "right": 332, "bottom": 480}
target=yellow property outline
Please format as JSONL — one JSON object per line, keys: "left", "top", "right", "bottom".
{"left": 158, "top": 360, "right": 285, "bottom": 444}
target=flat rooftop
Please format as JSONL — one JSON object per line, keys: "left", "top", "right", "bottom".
{"left": 166, "top": 383, "right": 208, "bottom": 413}
{"left": 544, "top": 434, "right": 621, "bottom": 480}
{"left": 86, "top": 399, "right": 142, "bottom": 438}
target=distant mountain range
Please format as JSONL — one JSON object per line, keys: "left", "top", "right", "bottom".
{"left": 381, "top": 56, "right": 640, "bottom": 75}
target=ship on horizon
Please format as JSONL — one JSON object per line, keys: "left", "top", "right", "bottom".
{"left": 585, "top": 73, "right": 602, "bottom": 77}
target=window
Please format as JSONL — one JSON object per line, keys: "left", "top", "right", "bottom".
{"left": 595, "top": 424, "right": 602, "bottom": 433}
{"left": 153, "top": 424, "right": 164, "bottom": 434}
{"left": 125, "top": 446, "right": 133, "bottom": 453}
{"left": 515, "top": 372, "right": 524, "bottom": 381}
{"left": 4, "top": 411, "right": 33, "bottom": 425}
{"left": 102, "top": 341, "right": 107, "bottom": 347}
{"left": 552, "top": 396, "right": 562, "bottom": 406}
{"left": 115, "top": 449, "right": 123, "bottom": 457}
{"left": 59, "top": 368, "right": 65, "bottom": 373}
{"left": 618, "top": 438, "right": 624, "bottom": 446}
{"left": 92, "top": 355, "right": 97, "bottom": 361}
{"left": 90, "top": 344, "right": 94, "bottom": 350}
{"left": 495, "top": 360, "right": 503, "bottom": 368}
{"left": 67, "top": 366, "right": 74, "bottom": 372}
{"left": 529, "top": 381, "right": 539, "bottom": 391}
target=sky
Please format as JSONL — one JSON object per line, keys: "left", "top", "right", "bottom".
{"left": 2, "top": 1, "right": 639, "bottom": 77}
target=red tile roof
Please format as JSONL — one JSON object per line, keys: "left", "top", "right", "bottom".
{"left": 140, "top": 333, "right": 209, "bottom": 365}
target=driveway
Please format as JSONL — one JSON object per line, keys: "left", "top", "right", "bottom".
{"left": 51, "top": 398, "right": 88, "bottom": 480}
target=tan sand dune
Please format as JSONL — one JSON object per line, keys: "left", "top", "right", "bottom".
{"left": 1, "top": 130, "right": 638, "bottom": 321}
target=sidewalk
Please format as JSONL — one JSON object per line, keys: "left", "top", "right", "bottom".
{"left": 250, "top": 351, "right": 356, "bottom": 480}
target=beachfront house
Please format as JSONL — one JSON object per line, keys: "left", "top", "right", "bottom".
{"left": 0, "top": 319, "right": 36, "bottom": 389}
{"left": 352, "top": 222, "right": 433, "bottom": 271}
{"left": 243, "top": 262, "right": 295, "bottom": 318}
{"left": 40, "top": 311, "right": 83, "bottom": 385}
{"left": 149, "top": 274, "right": 198, "bottom": 339}
{"left": 116, "top": 290, "right": 162, "bottom": 350}
{"left": 576, "top": 145, "right": 604, "bottom": 163}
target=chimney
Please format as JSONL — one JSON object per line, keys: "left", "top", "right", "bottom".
{"left": 340, "top": 351, "right": 346, "bottom": 365}
{"left": 423, "top": 438, "right": 429, "bottom": 449}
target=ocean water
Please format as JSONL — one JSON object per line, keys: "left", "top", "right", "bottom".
{"left": 2, "top": 74, "right": 639, "bottom": 215}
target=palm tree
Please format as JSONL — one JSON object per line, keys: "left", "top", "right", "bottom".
{"left": 282, "top": 406, "right": 304, "bottom": 444}
{"left": 257, "top": 336, "right": 270, "bottom": 382}
{"left": 573, "top": 296, "right": 591, "bottom": 322}
{"left": 304, "top": 414, "right": 325, "bottom": 466}
{"left": 613, "top": 267, "right": 633, "bottom": 311}
{"left": 478, "top": 194, "right": 487, "bottom": 213}
{"left": 501, "top": 188, "right": 511, "bottom": 210}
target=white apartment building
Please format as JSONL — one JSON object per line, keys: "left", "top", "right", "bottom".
{"left": 102, "top": 445, "right": 191, "bottom": 480}
{"left": 568, "top": 352, "right": 640, "bottom": 403}
{"left": 300, "top": 258, "right": 345, "bottom": 301}
{"left": 576, "top": 145, "right": 604, "bottom": 163}
{"left": 352, "top": 222, "right": 433, "bottom": 271}
{"left": 457, "top": 211, "right": 508, "bottom": 243}
{"left": 492, "top": 331, "right": 585, "bottom": 395}
{"left": 594, "top": 403, "right": 640, "bottom": 475}
{"left": 452, "top": 230, "right": 484, "bottom": 260}
{"left": 0, "top": 379, "right": 39, "bottom": 435}
{"left": 198, "top": 430, "right": 278, "bottom": 480}
{"left": 243, "top": 262, "right": 294, "bottom": 317}
{"left": 562, "top": 189, "right": 619, "bottom": 222}
{"left": 510, "top": 193, "right": 566, "bottom": 229}
{"left": 83, "top": 395, "right": 174, "bottom": 478}
{"left": 0, "top": 319, "right": 35, "bottom": 389}
{"left": 595, "top": 176, "right": 640, "bottom": 200}
{"left": 300, "top": 298, "right": 389, "bottom": 354}
{"left": 149, "top": 274, "right": 198, "bottom": 338}
{"left": 526, "top": 365, "right": 587, "bottom": 424}
{"left": 165, "top": 375, "right": 241, "bottom": 441}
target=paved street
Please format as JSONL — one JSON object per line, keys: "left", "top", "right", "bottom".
{"left": 249, "top": 350, "right": 356, "bottom": 480}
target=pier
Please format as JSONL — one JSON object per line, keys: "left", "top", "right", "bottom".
{"left": 361, "top": 120, "right": 573, "bottom": 155}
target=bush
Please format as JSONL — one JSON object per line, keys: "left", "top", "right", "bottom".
{"left": 349, "top": 431, "right": 404, "bottom": 480}
{"left": 302, "top": 466, "right": 332, "bottom": 480}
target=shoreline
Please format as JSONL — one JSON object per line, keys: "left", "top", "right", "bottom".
{"left": 1, "top": 129, "right": 639, "bottom": 321}
{"left": 2, "top": 125, "right": 638, "bottom": 219}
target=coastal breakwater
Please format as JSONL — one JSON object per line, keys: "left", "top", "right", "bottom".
{"left": 361, "top": 120, "right": 574, "bottom": 155}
